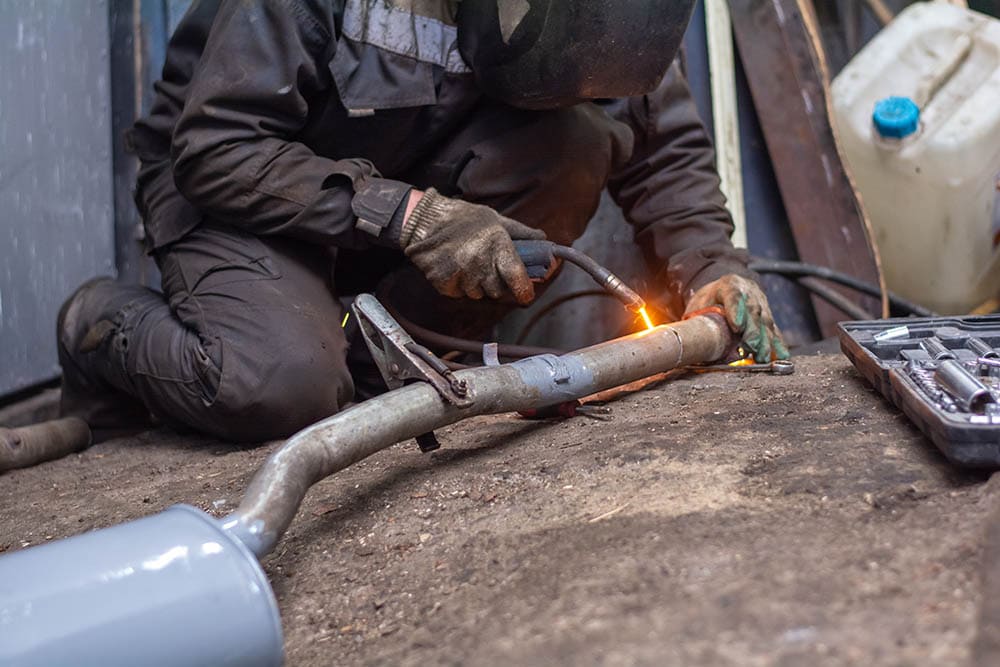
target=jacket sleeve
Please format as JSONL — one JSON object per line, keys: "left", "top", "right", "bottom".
{"left": 606, "top": 62, "right": 755, "bottom": 315}
{"left": 169, "top": 0, "right": 409, "bottom": 248}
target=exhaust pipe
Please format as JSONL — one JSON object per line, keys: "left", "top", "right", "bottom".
{"left": 0, "top": 304, "right": 730, "bottom": 665}
{"left": 0, "top": 417, "right": 91, "bottom": 472}
{"left": 221, "top": 307, "right": 731, "bottom": 557}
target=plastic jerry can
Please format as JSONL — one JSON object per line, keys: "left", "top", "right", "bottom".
{"left": 831, "top": 1, "right": 1000, "bottom": 315}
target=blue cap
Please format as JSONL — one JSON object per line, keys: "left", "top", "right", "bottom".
{"left": 872, "top": 96, "right": 920, "bottom": 139}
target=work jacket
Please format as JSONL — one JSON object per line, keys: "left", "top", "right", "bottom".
{"left": 128, "top": 0, "right": 751, "bottom": 310}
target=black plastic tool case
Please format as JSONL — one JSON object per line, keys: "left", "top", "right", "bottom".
{"left": 839, "top": 316, "right": 1000, "bottom": 468}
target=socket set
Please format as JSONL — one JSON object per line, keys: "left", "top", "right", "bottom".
{"left": 839, "top": 315, "right": 1000, "bottom": 468}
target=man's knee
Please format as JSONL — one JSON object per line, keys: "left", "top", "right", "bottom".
{"left": 207, "top": 336, "right": 354, "bottom": 442}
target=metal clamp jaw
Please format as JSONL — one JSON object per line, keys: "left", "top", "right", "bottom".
{"left": 352, "top": 294, "right": 474, "bottom": 409}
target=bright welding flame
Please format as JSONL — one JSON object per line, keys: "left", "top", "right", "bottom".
{"left": 638, "top": 307, "right": 655, "bottom": 331}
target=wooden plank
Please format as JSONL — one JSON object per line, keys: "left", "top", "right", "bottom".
{"left": 705, "top": 0, "right": 747, "bottom": 248}
{"left": 862, "top": 0, "right": 895, "bottom": 26}
{"left": 728, "top": 0, "right": 886, "bottom": 335}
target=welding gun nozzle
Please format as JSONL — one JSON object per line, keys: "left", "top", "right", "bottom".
{"left": 627, "top": 296, "right": 647, "bottom": 313}
{"left": 542, "top": 243, "right": 646, "bottom": 313}
{"left": 604, "top": 275, "right": 646, "bottom": 312}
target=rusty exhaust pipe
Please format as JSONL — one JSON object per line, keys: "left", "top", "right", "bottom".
{"left": 221, "top": 301, "right": 732, "bottom": 556}
{"left": 0, "top": 416, "right": 91, "bottom": 472}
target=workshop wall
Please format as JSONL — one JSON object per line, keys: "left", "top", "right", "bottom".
{"left": 0, "top": 0, "right": 191, "bottom": 401}
{"left": 0, "top": 0, "right": 116, "bottom": 397}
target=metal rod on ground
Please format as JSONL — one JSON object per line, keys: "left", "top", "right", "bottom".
{"left": 0, "top": 417, "right": 91, "bottom": 473}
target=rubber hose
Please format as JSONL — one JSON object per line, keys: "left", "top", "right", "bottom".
{"left": 749, "top": 258, "right": 936, "bottom": 318}
{"left": 388, "top": 308, "right": 565, "bottom": 359}
{"left": 797, "top": 276, "right": 874, "bottom": 321}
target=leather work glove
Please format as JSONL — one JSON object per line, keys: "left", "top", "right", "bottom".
{"left": 684, "top": 275, "right": 790, "bottom": 363}
{"left": 400, "top": 188, "right": 546, "bottom": 304}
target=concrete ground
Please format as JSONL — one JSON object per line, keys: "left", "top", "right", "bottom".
{"left": 1, "top": 351, "right": 997, "bottom": 666}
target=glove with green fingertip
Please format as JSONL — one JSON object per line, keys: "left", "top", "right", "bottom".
{"left": 683, "top": 275, "right": 790, "bottom": 363}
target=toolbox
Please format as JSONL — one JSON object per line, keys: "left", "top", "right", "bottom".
{"left": 839, "top": 315, "right": 1000, "bottom": 468}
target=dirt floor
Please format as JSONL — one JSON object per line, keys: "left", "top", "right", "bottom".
{"left": 2, "top": 350, "right": 998, "bottom": 666}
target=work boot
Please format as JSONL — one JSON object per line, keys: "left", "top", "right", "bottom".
{"left": 56, "top": 278, "right": 154, "bottom": 435}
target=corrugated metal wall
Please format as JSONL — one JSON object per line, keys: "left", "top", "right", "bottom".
{"left": 0, "top": 0, "right": 116, "bottom": 396}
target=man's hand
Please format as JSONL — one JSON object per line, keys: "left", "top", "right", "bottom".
{"left": 684, "top": 275, "right": 790, "bottom": 362}
{"left": 399, "top": 188, "right": 545, "bottom": 305}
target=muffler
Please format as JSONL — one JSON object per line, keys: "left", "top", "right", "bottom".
{"left": 0, "top": 505, "right": 282, "bottom": 666}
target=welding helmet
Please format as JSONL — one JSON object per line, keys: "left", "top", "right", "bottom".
{"left": 456, "top": 0, "right": 696, "bottom": 109}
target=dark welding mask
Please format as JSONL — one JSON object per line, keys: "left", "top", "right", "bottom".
{"left": 456, "top": 0, "right": 696, "bottom": 109}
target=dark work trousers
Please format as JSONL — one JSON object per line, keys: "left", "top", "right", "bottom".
{"left": 67, "top": 101, "right": 633, "bottom": 441}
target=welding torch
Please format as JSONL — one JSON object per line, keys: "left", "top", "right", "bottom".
{"left": 513, "top": 240, "right": 646, "bottom": 313}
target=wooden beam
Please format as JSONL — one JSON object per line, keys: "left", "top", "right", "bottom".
{"left": 862, "top": 0, "right": 896, "bottom": 26}
{"left": 728, "top": 0, "right": 888, "bottom": 334}
{"left": 705, "top": 0, "right": 747, "bottom": 249}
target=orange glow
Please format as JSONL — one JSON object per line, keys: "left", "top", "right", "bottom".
{"left": 638, "top": 307, "right": 655, "bottom": 330}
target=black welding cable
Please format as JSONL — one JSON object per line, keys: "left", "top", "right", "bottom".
{"left": 388, "top": 308, "right": 565, "bottom": 359}
{"left": 749, "top": 258, "right": 937, "bottom": 318}
{"left": 550, "top": 245, "right": 614, "bottom": 285}
{"left": 515, "top": 290, "right": 619, "bottom": 345}
{"left": 797, "top": 276, "right": 875, "bottom": 321}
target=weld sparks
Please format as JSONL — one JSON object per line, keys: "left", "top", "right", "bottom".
{"left": 638, "top": 307, "right": 655, "bottom": 330}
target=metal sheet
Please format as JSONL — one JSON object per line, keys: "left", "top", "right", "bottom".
{"left": 0, "top": 0, "right": 116, "bottom": 395}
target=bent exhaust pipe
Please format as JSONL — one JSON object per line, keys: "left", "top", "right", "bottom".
{"left": 221, "top": 305, "right": 731, "bottom": 557}
{"left": 0, "top": 303, "right": 730, "bottom": 666}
